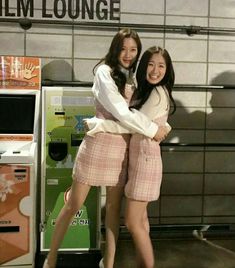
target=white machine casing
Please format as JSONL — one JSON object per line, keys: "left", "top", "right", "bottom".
{"left": 0, "top": 89, "right": 40, "bottom": 268}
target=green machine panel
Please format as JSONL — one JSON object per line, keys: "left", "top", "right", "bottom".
{"left": 41, "top": 87, "right": 100, "bottom": 251}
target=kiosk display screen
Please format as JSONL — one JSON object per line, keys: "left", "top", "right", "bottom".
{"left": 0, "top": 94, "right": 35, "bottom": 134}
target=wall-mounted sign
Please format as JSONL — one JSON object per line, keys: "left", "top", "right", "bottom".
{"left": 0, "top": 56, "right": 41, "bottom": 90}
{"left": 0, "top": 0, "right": 120, "bottom": 21}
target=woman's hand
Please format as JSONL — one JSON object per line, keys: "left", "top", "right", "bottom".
{"left": 153, "top": 125, "right": 171, "bottom": 142}
{"left": 82, "top": 119, "right": 90, "bottom": 133}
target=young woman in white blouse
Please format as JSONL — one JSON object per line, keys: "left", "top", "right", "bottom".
{"left": 85, "top": 46, "right": 176, "bottom": 268}
{"left": 43, "top": 30, "right": 170, "bottom": 268}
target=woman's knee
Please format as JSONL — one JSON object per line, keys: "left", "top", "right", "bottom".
{"left": 124, "top": 200, "right": 149, "bottom": 233}
{"left": 105, "top": 203, "right": 122, "bottom": 225}
{"left": 125, "top": 215, "right": 138, "bottom": 233}
{"left": 64, "top": 181, "right": 90, "bottom": 216}
{"left": 64, "top": 200, "right": 81, "bottom": 216}
{"left": 125, "top": 212, "right": 148, "bottom": 234}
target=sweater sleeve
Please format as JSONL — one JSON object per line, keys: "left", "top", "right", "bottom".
{"left": 92, "top": 64, "right": 158, "bottom": 138}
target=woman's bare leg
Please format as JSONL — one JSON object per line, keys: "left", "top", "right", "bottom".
{"left": 143, "top": 208, "right": 150, "bottom": 233}
{"left": 136, "top": 208, "right": 150, "bottom": 266}
{"left": 103, "top": 186, "right": 124, "bottom": 268}
{"left": 45, "top": 181, "right": 91, "bottom": 267}
{"left": 125, "top": 199, "right": 154, "bottom": 268}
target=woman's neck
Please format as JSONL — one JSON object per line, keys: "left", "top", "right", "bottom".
{"left": 119, "top": 65, "right": 134, "bottom": 84}
{"left": 119, "top": 65, "right": 130, "bottom": 77}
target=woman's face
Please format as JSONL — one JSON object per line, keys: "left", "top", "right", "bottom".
{"left": 146, "top": 53, "right": 166, "bottom": 84}
{"left": 118, "top": 37, "right": 138, "bottom": 69}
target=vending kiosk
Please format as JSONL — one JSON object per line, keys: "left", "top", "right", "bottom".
{"left": 0, "top": 56, "right": 41, "bottom": 267}
{"left": 40, "top": 87, "right": 100, "bottom": 253}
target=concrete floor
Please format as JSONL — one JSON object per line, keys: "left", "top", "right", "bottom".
{"left": 112, "top": 237, "right": 235, "bottom": 268}
{"left": 36, "top": 230, "right": 235, "bottom": 267}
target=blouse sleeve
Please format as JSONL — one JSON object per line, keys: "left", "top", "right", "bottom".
{"left": 85, "top": 117, "right": 133, "bottom": 137}
{"left": 92, "top": 64, "right": 158, "bottom": 138}
{"left": 85, "top": 117, "right": 170, "bottom": 137}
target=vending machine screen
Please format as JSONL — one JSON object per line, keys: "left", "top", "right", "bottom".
{"left": 0, "top": 94, "right": 35, "bottom": 134}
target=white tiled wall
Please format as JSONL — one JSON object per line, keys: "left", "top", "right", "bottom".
{"left": 166, "top": 0, "right": 208, "bottom": 16}
{"left": 1, "top": 0, "right": 235, "bottom": 226}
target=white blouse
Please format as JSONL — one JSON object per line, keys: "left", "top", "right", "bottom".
{"left": 88, "top": 84, "right": 170, "bottom": 136}
{"left": 92, "top": 64, "right": 159, "bottom": 138}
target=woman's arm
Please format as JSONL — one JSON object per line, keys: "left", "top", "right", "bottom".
{"left": 84, "top": 117, "right": 171, "bottom": 137}
{"left": 84, "top": 117, "right": 134, "bottom": 137}
{"left": 92, "top": 65, "right": 158, "bottom": 138}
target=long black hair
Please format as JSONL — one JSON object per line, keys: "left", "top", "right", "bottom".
{"left": 132, "top": 46, "right": 176, "bottom": 114}
{"left": 93, "top": 28, "right": 142, "bottom": 96}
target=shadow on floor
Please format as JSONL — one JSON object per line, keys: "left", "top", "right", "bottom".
{"left": 113, "top": 238, "right": 235, "bottom": 268}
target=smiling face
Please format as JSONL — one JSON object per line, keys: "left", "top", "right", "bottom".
{"left": 118, "top": 37, "right": 138, "bottom": 69}
{"left": 146, "top": 53, "right": 166, "bottom": 85}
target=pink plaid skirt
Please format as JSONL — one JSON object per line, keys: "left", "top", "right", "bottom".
{"left": 72, "top": 132, "right": 131, "bottom": 186}
{"left": 125, "top": 114, "right": 168, "bottom": 202}
{"left": 125, "top": 134, "right": 162, "bottom": 202}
